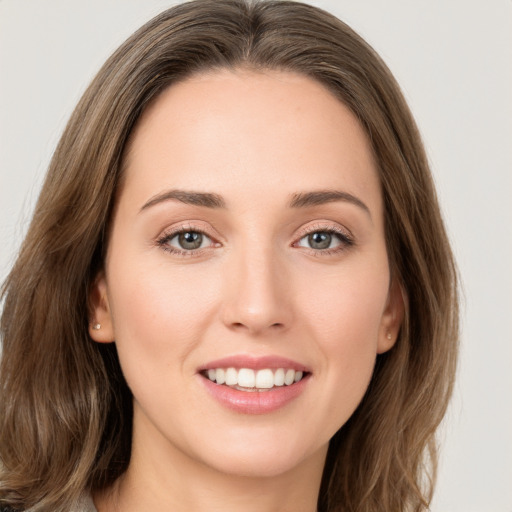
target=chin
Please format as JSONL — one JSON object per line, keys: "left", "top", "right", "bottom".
{"left": 191, "top": 429, "right": 328, "bottom": 479}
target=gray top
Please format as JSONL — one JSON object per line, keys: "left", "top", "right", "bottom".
{"left": 74, "top": 495, "right": 98, "bottom": 512}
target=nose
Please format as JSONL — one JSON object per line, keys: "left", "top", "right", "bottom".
{"left": 220, "top": 246, "right": 293, "bottom": 335}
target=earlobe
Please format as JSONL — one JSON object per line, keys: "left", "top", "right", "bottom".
{"left": 377, "top": 278, "right": 406, "bottom": 354}
{"left": 88, "top": 272, "right": 115, "bottom": 343}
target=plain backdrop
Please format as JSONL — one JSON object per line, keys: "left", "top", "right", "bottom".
{"left": 0, "top": 1, "right": 511, "bottom": 511}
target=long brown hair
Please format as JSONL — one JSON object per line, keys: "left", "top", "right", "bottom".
{"left": 0, "top": 1, "right": 458, "bottom": 511}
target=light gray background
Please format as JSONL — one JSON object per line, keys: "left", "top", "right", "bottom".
{"left": 1, "top": 1, "right": 511, "bottom": 511}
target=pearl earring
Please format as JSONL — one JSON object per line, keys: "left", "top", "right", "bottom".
{"left": 92, "top": 323, "right": 101, "bottom": 330}
{"left": 386, "top": 332, "right": 392, "bottom": 340}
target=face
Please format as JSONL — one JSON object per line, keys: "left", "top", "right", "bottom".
{"left": 90, "top": 69, "right": 403, "bottom": 479}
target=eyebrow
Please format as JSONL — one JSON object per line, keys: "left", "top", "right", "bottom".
{"left": 289, "top": 190, "right": 371, "bottom": 216}
{"left": 140, "top": 189, "right": 226, "bottom": 211}
{"left": 139, "top": 188, "right": 370, "bottom": 217}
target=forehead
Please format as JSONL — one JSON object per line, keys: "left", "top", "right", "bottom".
{"left": 120, "top": 68, "right": 380, "bottom": 211}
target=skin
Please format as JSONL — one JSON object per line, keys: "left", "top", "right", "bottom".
{"left": 90, "top": 69, "right": 403, "bottom": 512}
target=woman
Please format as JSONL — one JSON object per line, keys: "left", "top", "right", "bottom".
{"left": 0, "top": 1, "right": 459, "bottom": 511}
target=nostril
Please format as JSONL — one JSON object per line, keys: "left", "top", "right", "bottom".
{"left": 231, "top": 322, "right": 246, "bottom": 329}
{"left": 228, "top": 321, "right": 284, "bottom": 332}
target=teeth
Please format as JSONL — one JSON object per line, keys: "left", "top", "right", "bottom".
{"left": 238, "top": 368, "right": 255, "bottom": 388}
{"left": 225, "top": 367, "right": 238, "bottom": 386}
{"left": 255, "top": 369, "right": 274, "bottom": 389}
{"left": 274, "top": 368, "right": 285, "bottom": 386}
{"left": 205, "top": 367, "right": 306, "bottom": 390}
{"left": 216, "top": 368, "right": 226, "bottom": 385}
{"left": 284, "top": 369, "right": 295, "bottom": 386}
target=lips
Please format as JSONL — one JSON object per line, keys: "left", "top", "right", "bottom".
{"left": 198, "top": 355, "right": 310, "bottom": 414}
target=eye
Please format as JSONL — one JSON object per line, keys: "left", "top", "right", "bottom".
{"left": 160, "top": 230, "right": 213, "bottom": 251}
{"left": 296, "top": 229, "right": 352, "bottom": 251}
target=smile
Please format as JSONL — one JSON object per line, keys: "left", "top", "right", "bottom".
{"left": 203, "top": 367, "right": 305, "bottom": 391}
{"left": 198, "top": 356, "right": 311, "bottom": 414}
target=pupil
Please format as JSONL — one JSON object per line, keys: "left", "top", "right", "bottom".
{"left": 179, "top": 231, "right": 202, "bottom": 250}
{"left": 309, "top": 232, "right": 331, "bottom": 250}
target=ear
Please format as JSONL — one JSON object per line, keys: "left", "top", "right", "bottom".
{"left": 377, "top": 278, "right": 406, "bottom": 354}
{"left": 88, "top": 271, "right": 115, "bottom": 343}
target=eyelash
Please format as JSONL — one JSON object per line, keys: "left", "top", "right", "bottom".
{"left": 293, "top": 224, "right": 355, "bottom": 256}
{"left": 156, "top": 225, "right": 218, "bottom": 257}
{"left": 156, "top": 223, "right": 354, "bottom": 257}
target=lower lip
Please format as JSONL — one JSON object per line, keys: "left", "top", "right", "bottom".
{"left": 200, "top": 375, "right": 309, "bottom": 415}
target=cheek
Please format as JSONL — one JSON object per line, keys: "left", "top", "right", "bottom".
{"left": 106, "top": 257, "right": 222, "bottom": 377}
{"left": 313, "top": 293, "right": 382, "bottom": 381}
{"left": 301, "top": 261, "right": 389, "bottom": 349}
{"left": 298, "top": 261, "right": 389, "bottom": 419}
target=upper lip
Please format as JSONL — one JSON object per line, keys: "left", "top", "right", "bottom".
{"left": 198, "top": 354, "right": 310, "bottom": 373}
